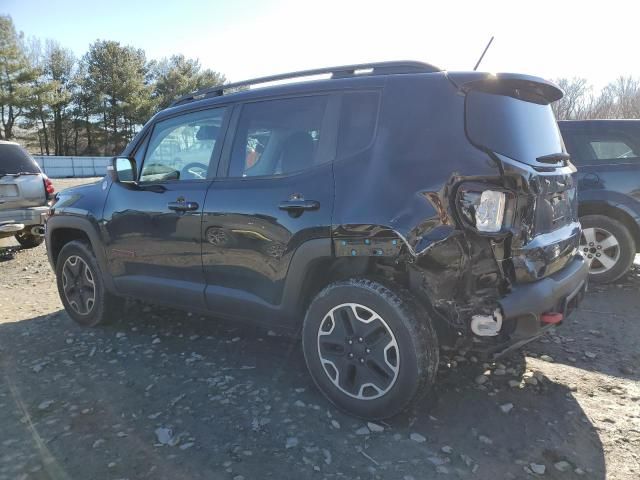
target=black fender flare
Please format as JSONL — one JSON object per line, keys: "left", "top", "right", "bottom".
{"left": 45, "top": 215, "right": 117, "bottom": 293}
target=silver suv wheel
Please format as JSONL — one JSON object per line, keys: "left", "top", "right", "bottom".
{"left": 317, "top": 303, "right": 399, "bottom": 400}
{"left": 579, "top": 227, "right": 621, "bottom": 275}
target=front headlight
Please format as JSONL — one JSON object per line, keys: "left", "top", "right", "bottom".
{"left": 457, "top": 188, "right": 507, "bottom": 233}
{"left": 475, "top": 190, "right": 506, "bottom": 232}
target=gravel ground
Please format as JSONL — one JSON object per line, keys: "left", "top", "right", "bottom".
{"left": 0, "top": 178, "right": 638, "bottom": 479}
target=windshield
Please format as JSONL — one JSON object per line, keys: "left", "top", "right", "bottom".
{"left": 0, "top": 143, "right": 41, "bottom": 175}
{"left": 465, "top": 90, "right": 564, "bottom": 165}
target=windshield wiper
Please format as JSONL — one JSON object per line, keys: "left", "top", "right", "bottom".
{"left": 536, "top": 152, "right": 570, "bottom": 164}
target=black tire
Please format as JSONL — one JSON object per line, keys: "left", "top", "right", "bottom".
{"left": 580, "top": 214, "right": 636, "bottom": 284}
{"left": 302, "top": 278, "right": 439, "bottom": 420}
{"left": 55, "top": 240, "right": 124, "bottom": 326}
{"left": 15, "top": 230, "right": 44, "bottom": 249}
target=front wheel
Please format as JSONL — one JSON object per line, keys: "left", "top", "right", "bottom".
{"left": 579, "top": 215, "right": 636, "bottom": 284}
{"left": 302, "top": 278, "right": 439, "bottom": 420}
{"left": 55, "top": 240, "right": 124, "bottom": 326}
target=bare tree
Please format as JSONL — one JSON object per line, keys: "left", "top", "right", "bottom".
{"left": 552, "top": 77, "right": 591, "bottom": 120}
{"left": 604, "top": 76, "right": 640, "bottom": 118}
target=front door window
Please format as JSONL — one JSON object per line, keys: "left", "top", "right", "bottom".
{"left": 141, "top": 108, "right": 226, "bottom": 182}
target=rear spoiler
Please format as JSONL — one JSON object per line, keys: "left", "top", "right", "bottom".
{"left": 446, "top": 72, "right": 564, "bottom": 105}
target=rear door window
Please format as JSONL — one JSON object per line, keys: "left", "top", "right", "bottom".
{"left": 0, "top": 143, "right": 41, "bottom": 175}
{"left": 228, "top": 95, "right": 328, "bottom": 177}
{"left": 466, "top": 90, "right": 564, "bottom": 166}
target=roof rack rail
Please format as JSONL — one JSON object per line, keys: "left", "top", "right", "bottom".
{"left": 170, "top": 60, "right": 440, "bottom": 107}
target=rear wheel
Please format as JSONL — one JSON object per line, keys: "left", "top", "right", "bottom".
{"left": 579, "top": 214, "right": 636, "bottom": 284}
{"left": 15, "top": 229, "right": 44, "bottom": 249}
{"left": 302, "top": 278, "right": 438, "bottom": 420}
{"left": 56, "top": 240, "right": 124, "bottom": 326}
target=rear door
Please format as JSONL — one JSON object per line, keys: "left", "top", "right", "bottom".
{"left": 201, "top": 94, "right": 338, "bottom": 321}
{"left": 0, "top": 143, "right": 45, "bottom": 212}
{"left": 103, "top": 107, "right": 228, "bottom": 309}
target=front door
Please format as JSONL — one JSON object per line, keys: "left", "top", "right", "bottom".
{"left": 103, "top": 107, "right": 228, "bottom": 309}
{"left": 202, "top": 95, "right": 337, "bottom": 322}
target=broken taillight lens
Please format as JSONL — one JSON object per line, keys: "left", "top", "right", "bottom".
{"left": 457, "top": 184, "right": 512, "bottom": 234}
{"left": 475, "top": 190, "right": 506, "bottom": 232}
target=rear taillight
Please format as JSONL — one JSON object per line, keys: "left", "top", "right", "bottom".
{"left": 474, "top": 190, "right": 506, "bottom": 233}
{"left": 44, "top": 176, "right": 55, "bottom": 199}
{"left": 456, "top": 182, "right": 514, "bottom": 235}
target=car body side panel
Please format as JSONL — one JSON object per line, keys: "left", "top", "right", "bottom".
{"left": 332, "top": 74, "right": 501, "bottom": 256}
{"left": 331, "top": 74, "right": 507, "bottom": 331}
{"left": 203, "top": 237, "right": 333, "bottom": 327}
{"left": 202, "top": 166, "right": 334, "bottom": 308}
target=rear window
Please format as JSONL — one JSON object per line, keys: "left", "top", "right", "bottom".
{"left": 0, "top": 143, "right": 41, "bottom": 175}
{"left": 466, "top": 91, "right": 563, "bottom": 165}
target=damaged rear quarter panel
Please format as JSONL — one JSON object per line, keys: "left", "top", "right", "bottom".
{"left": 332, "top": 73, "right": 503, "bottom": 321}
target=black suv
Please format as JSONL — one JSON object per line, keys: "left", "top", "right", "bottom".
{"left": 46, "top": 62, "right": 588, "bottom": 419}
{"left": 559, "top": 120, "right": 640, "bottom": 283}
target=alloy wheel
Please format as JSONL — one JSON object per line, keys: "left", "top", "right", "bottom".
{"left": 62, "top": 255, "right": 96, "bottom": 315}
{"left": 579, "top": 227, "right": 621, "bottom": 275}
{"left": 317, "top": 303, "right": 399, "bottom": 400}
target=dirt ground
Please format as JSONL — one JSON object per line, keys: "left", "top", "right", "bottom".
{"left": 0, "top": 177, "right": 638, "bottom": 480}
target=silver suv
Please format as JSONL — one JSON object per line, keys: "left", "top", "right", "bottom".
{"left": 0, "top": 141, "right": 54, "bottom": 248}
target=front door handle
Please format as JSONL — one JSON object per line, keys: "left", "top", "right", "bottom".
{"left": 168, "top": 200, "right": 199, "bottom": 212}
{"left": 279, "top": 199, "right": 320, "bottom": 212}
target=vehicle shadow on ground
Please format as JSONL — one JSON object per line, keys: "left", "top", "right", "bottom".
{"left": 525, "top": 266, "right": 640, "bottom": 383}
{"left": 0, "top": 305, "right": 605, "bottom": 480}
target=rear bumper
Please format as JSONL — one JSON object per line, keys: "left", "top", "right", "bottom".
{"left": 477, "top": 255, "right": 588, "bottom": 358}
{"left": 500, "top": 254, "right": 588, "bottom": 321}
{"left": 510, "top": 222, "right": 582, "bottom": 282}
{"left": 0, "top": 206, "right": 49, "bottom": 227}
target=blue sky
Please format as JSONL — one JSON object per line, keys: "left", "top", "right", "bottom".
{"left": 4, "top": 0, "right": 640, "bottom": 90}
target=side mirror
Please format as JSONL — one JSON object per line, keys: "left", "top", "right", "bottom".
{"left": 109, "top": 156, "right": 138, "bottom": 183}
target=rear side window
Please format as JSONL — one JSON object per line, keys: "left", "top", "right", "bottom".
{"left": 466, "top": 91, "right": 564, "bottom": 165}
{"left": 0, "top": 143, "right": 41, "bottom": 175}
{"left": 337, "top": 91, "right": 379, "bottom": 158}
{"left": 591, "top": 140, "right": 638, "bottom": 159}
{"left": 228, "top": 96, "right": 328, "bottom": 177}
{"left": 562, "top": 127, "right": 640, "bottom": 165}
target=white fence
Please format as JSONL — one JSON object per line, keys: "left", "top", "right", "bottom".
{"left": 33, "top": 156, "right": 111, "bottom": 178}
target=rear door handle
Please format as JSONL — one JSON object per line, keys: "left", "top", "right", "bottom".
{"left": 168, "top": 201, "right": 199, "bottom": 212}
{"left": 278, "top": 199, "right": 320, "bottom": 212}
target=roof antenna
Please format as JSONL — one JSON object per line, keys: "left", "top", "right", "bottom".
{"left": 473, "top": 36, "right": 494, "bottom": 71}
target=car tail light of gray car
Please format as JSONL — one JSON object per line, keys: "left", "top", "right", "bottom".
{"left": 44, "top": 176, "right": 55, "bottom": 200}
